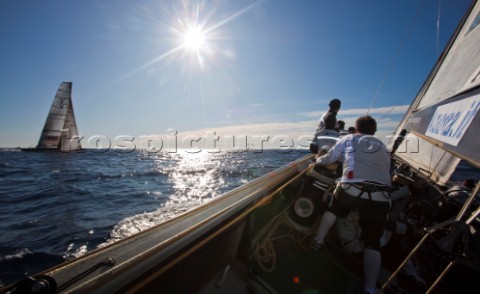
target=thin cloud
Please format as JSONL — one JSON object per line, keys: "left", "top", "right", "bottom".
{"left": 131, "top": 105, "right": 408, "bottom": 151}
{"left": 302, "top": 105, "right": 410, "bottom": 118}
{"left": 138, "top": 114, "right": 403, "bottom": 150}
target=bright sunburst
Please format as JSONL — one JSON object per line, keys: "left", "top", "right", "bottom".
{"left": 115, "top": 0, "right": 265, "bottom": 80}
{"left": 183, "top": 25, "right": 206, "bottom": 51}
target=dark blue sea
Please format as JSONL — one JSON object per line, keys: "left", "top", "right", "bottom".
{"left": 0, "top": 149, "right": 309, "bottom": 286}
{"left": 0, "top": 149, "right": 477, "bottom": 287}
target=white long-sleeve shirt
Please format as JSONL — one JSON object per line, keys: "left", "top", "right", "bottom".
{"left": 316, "top": 133, "right": 391, "bottom": 186}
{"left": 312, "top": 109, "right": 337, "bottom": 140}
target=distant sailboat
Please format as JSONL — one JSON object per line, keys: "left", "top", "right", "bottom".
{"left": 26, "top": 82, "right": 82, "bottom": 152}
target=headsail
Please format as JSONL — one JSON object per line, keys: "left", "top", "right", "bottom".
{"left": 37, "top": 82, "right": 82, "bottom": 152}
{"left": 391, "top": 0, "right": 480, "bottom": 185}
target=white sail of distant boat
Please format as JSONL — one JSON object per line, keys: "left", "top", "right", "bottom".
{"left": 36, "top": 82, "right": 82, "bottom": 152}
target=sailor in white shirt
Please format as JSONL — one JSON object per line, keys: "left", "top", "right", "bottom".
{"left": 311, "top": 115, "right": 391, "bottom": 294}
{"left": 310, "top": 99, "right": 341, "bottom": 153}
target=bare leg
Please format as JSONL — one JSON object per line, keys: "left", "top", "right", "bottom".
{"left": 363, "top": 248, "right": 381, "bottom": 293}
{"left": 313, "top": 211, "right": 337, "bottom": 245}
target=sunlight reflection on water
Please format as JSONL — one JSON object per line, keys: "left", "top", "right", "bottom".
{"left": 0, "top": 149, "right": 306, "bottom": 284}
{"left": 167, "top": 152, "right": 226, "bottom": 204}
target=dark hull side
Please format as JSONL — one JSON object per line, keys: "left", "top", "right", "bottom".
{"left": 20, "top": 147, "right": 84, "bottom": 153}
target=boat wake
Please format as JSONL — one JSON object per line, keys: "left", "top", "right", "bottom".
{"left": 98, "top": 202, "right": 202, "bottom": 248}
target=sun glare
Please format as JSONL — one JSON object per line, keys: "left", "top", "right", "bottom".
{"left": 117, "top": 0, "right": 264, "bottom": 78}
{"left": 183, "top": 26, "right": 206, "bottom": 51}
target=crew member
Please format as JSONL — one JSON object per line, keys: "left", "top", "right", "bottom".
{"left": 310, "top": 98, "right": 341, "bottom": 153}
{"left": 311, "top": 115, "right": 391, "bottom": 294}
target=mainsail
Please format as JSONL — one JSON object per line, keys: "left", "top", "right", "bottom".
{"left": 390, "top": 1, "right": 480, "bottom": 185}
{"left": 37, "top": 82, "right": 82, "bottom": 152}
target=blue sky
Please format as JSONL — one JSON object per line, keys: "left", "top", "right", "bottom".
{"left": 0, "top": 0, "right": 472, "bottom": 150}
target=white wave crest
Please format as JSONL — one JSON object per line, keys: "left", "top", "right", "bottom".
{"left": 98, "top": 202, "right": 201, "bottom": 248}
{"left": 63, "top": 243, "right": 88, "bottom": 259}
{"left": 1, "top": 248, "right": 33, "bottom": 261}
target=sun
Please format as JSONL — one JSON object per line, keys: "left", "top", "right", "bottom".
{"left": 183, "top": 25, "right": 206, "bottom": 51}
{"left": 115, "top": 0, "right": 264, "bottom": 80}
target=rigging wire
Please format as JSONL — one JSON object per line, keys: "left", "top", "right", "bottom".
{"left": 378, "top": 88, "right": 417, "bottom": 120}
{"left": 378, "top": 103, "right": 403, "bottom": 120}
{"left": 437, "top": 0, "right": 442, "bottom": 57}
{"left": 366, "top": 0, "right": 428, "bottom": 115}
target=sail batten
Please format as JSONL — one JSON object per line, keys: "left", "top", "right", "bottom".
{"left": 36, "top": 82, "right": 82, "bottom": 152}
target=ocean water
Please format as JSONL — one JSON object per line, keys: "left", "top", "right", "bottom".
{"left": 0, "top": 149, "right": 308, "bottom": 286}
{"left": 1, "top": 149, "right": 478, "bottom": 287}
